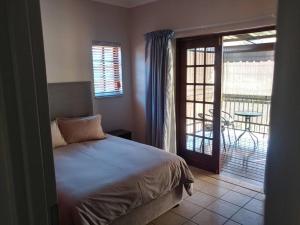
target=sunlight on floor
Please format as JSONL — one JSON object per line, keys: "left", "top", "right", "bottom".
{"left": 149, "top": 166, "right": 265, "bottom": 225}
{"left": 220, "top": 129, "right": 267, "bottom": 189}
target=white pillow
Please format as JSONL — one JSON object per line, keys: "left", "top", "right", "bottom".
{"left": 50, "top": 120, "right": 67, "bottom": 148}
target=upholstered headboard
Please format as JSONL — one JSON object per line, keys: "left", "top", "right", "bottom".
{"left": 48, "top": 82, "right": 93, "bottom": 120}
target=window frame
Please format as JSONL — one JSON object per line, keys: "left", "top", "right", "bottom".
{"left": 91, "top": 41, "right": 124, "bottom": 99}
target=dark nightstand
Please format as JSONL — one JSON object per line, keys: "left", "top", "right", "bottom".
{"left": 108, "top": 129, "right": 132, "bottom": 140}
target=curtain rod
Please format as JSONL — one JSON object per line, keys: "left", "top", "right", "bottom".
{"left": 174, "top": 14, "right": 276, "bottom": 33}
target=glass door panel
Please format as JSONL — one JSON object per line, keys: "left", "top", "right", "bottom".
{"left": 177, "top": 36, "right": 222, "bottom": 173}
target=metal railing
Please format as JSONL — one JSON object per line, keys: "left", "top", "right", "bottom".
{"left": 222, "top": 94, "right": 271, "bottom": 134}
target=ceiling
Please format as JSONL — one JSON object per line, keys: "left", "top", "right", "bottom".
{"left": 92, "top": 0, "right": 159, "bottom": 8}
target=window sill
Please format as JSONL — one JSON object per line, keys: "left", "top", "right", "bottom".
{"left": 94, "top": 93, "right": 124, "bottom": 99}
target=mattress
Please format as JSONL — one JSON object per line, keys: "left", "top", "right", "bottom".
{"left": 54, "top": 135, "right": 194, "bottom": 225}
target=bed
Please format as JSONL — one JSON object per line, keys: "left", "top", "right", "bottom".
{"left": 48, "top": 82, "right": 194, "bottom": 225}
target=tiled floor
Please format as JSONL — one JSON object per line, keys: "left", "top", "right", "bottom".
{"left": 149, "top": 167, "right": 265, "bottom": 225}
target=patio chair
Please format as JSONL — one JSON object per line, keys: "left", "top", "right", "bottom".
{"left": 209, "top": 109, "right": 237, "bottom": 146}
{"left": 197, "top": 113, "right": 227, "bottom": 152}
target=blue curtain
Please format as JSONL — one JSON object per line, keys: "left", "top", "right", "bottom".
{"left": 145, "top": 30, "right": 175, "bottom": 148}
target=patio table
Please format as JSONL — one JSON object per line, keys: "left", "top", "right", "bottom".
{"left": 234, "top": 111, "right": 262, "bottom": 149}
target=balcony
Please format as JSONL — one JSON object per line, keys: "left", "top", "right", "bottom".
{"left": 222, "top": 94, "right": 271, "bottom": 134}
{"left": 220, "top": 94, "right": 271, "bottom": 186}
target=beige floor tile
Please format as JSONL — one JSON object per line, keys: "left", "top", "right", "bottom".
{"left": 194, "top": 180, "right": 229, "bottom": 198}
{"left": 193, "top": 178, "right": 210, "bottom": 188}
{"left": 186, "top": 192, "right": 217, "bottom": 207}
{"left": 244, "top": 198, "right": 265, "bottom": 215}
{"left": 232, "top": 208, "right": 264, "bottom": 225}
{"left": 223, "top": 220, "right": 240, "bottom": 225}
{"left": 211, "top": 173, "right": 243, "bottom": 186}
{"left": 212, "top": 171, "right": 263, "bottom": 192}
{"left": 200, "top": 176, "right": 237, "bottom": 190}
{"left": 189, "top": 166, "right": 213, "bottom": 176}
{"left": 182, "top": 221, "right": 198, "bottom": 225}
{"left": 191, "top": 209, "right": 227, "bottom": 225}
{"left": 233, "top": 186, "right": 258, "bottom": 197}
{"left": 152, "top": 211, "right": 187, "bottom": 225}
{"left": 221, "top": 182, "right": 238, "bottom": 191}
{"left": 183, "top": 189, "right": 190, "bottom": 199}
{"left": 206, "top": 199, "right": 240, "bottom": 218}
{"left": 172, "top": 200, "right": 203, "bottom": 219}
{"left": 238, "top": 179, "right": 264, "bottom": 192}
{"left": 220, "top": 191, "right": 252, "bottom": 207}
{"left": 150, "top": 172, "right": 266, "bottom": 225}
{"left": 254, "top": 193, "right": 266, "bottom": 201}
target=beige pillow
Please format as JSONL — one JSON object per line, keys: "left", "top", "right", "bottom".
{"left": 57, "top": 114, "right": 106, "bottom": 144}
{"left": 50, "top": 120, "right": 67, "bottom": 148}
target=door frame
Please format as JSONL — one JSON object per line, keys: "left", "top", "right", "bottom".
{"left": 0, "top": 0, "right": 58, "bottom": 224}
{"left": 175, "top": 25, "right": 276, "bottom": 174}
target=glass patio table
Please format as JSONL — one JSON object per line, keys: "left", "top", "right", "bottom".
{"left": 234, "top": 111, "right": 263, "bottom": 149}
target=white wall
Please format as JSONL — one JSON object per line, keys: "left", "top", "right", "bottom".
{"left": 40, "top": 0, "right": 133, "bottom": 131}
{"left": 40, "top": 0, "right": 278, "bottom": 140}
{"left": 129, "top": 0, "right": 277, "bottom": 142}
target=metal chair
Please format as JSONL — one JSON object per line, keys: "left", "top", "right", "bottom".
{"left": 209, "top": 109, "right": 237, "bottom": 147}
{"left": 197, "top": 113, "right": 227, "bottom": 152}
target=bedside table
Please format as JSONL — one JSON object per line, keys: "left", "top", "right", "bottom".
{"left": 107, "top": 129, "right": 132, "bottom": 140}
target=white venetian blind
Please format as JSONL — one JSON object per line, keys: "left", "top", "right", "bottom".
{"left": 92, "top": 43, "right": 123, "bottom": 97}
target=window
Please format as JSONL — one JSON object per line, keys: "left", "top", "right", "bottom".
{"left": 92, "top": 42, "right": 123, "bottom": 97}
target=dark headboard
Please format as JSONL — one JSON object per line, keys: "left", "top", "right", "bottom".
{"left": 48, "top": 82, "right": 93, "bottom": 120}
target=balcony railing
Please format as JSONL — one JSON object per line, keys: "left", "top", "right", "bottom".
{"left": 222, "top": 94, "right": 271, "bottom": 134}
